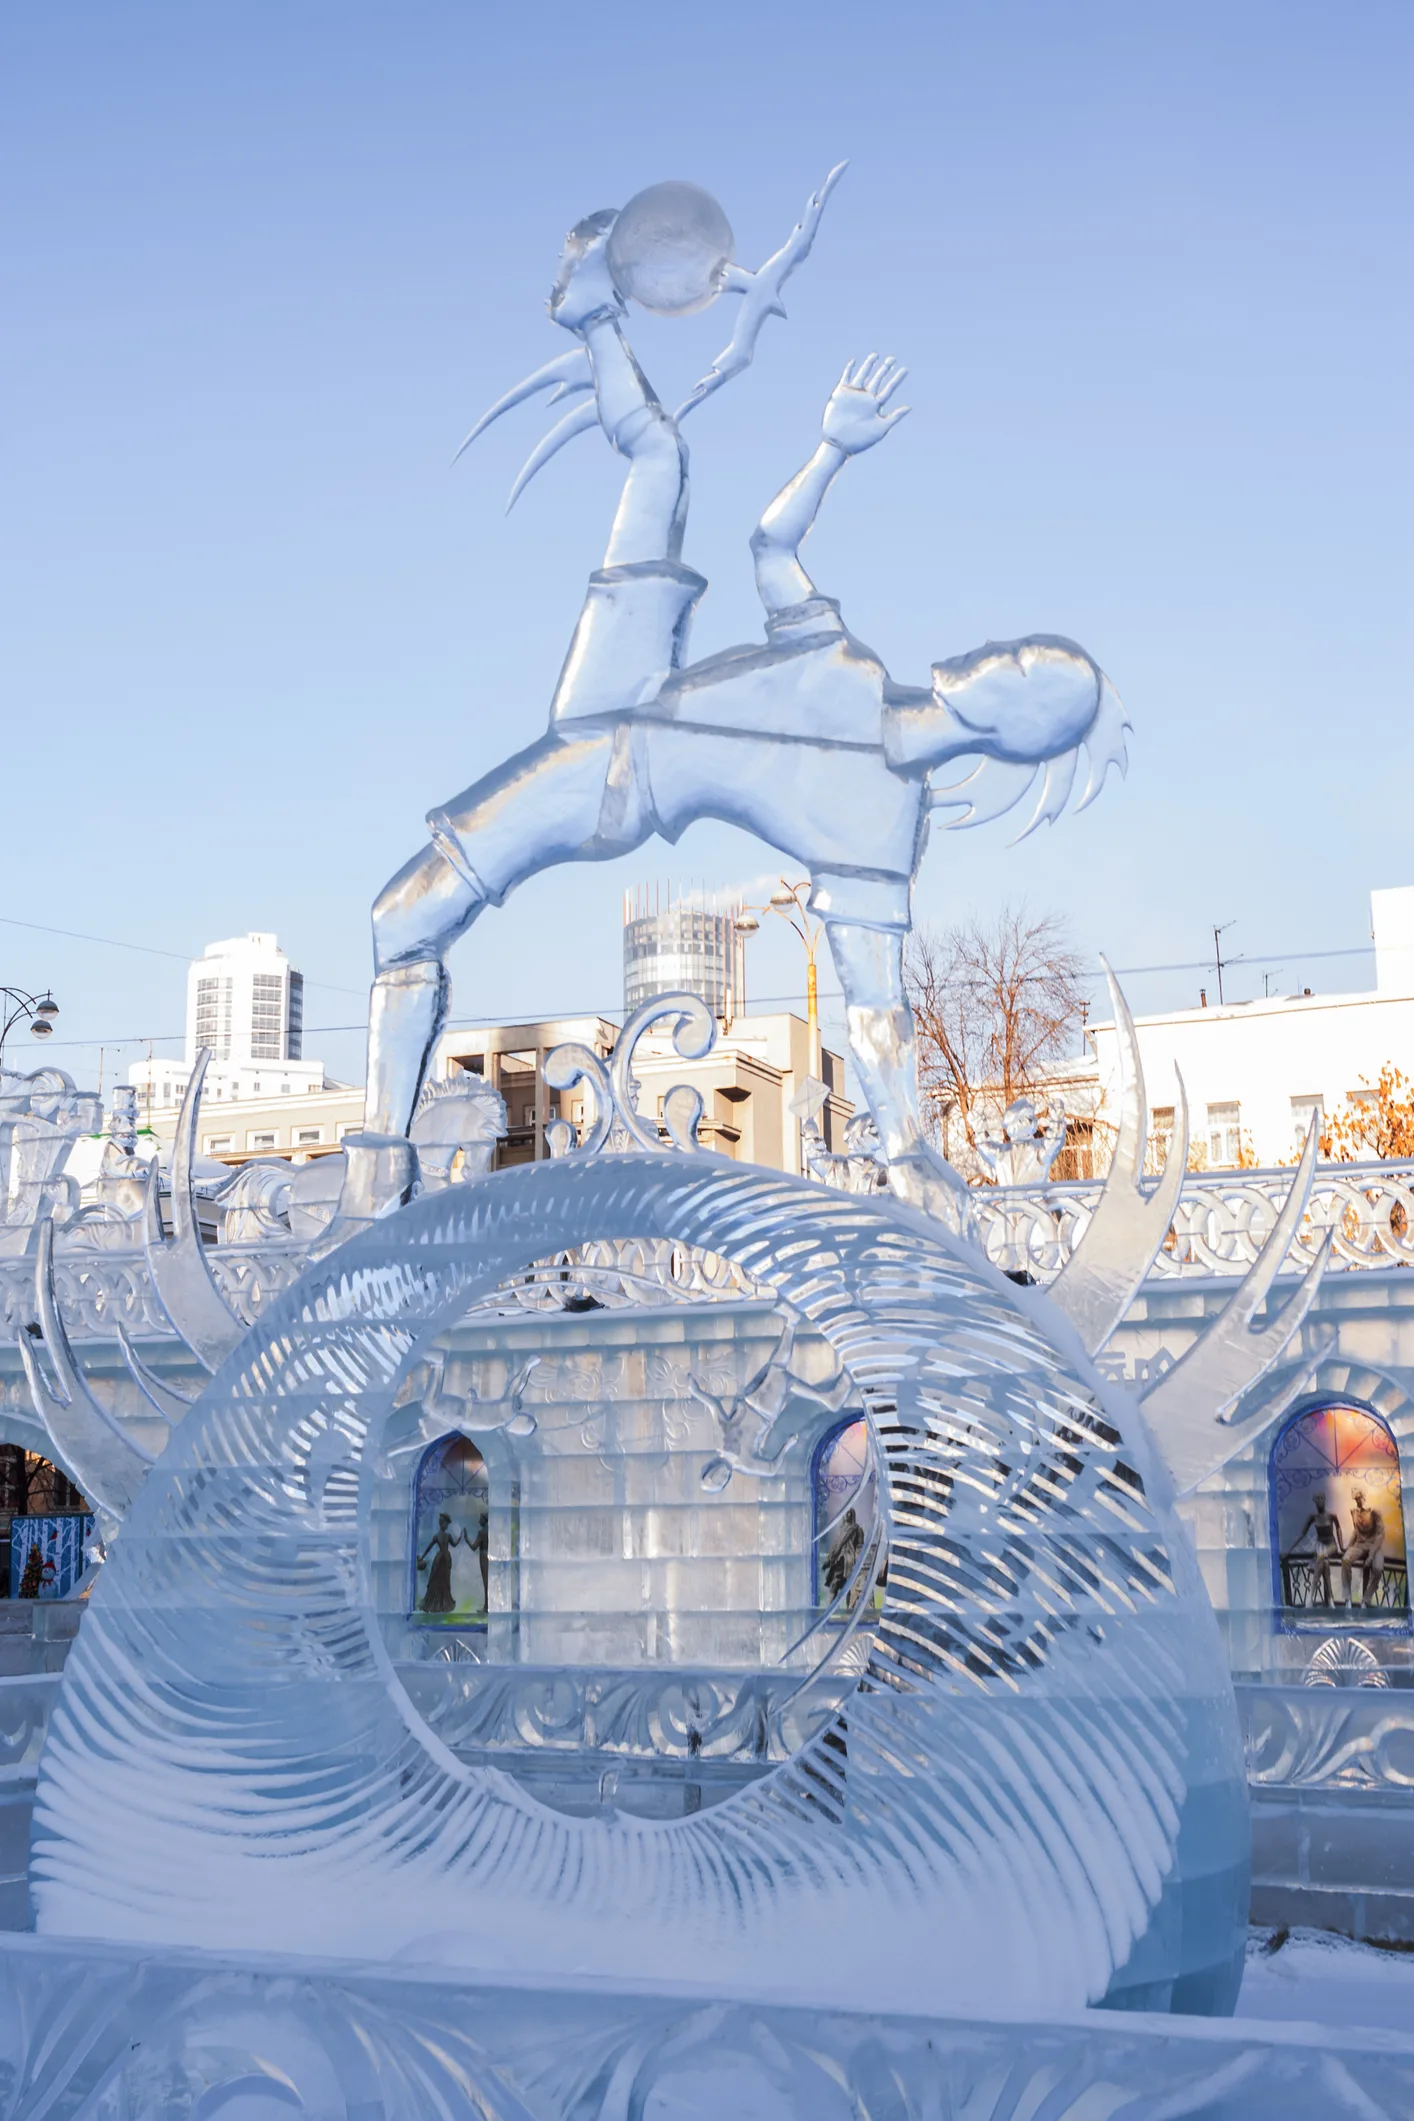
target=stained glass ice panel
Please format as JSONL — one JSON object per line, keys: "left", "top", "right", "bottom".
{"left": 1272, "top": 1401, "right": 1408, "bottom": 1618}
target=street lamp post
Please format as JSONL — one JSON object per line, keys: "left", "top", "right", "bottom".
{"left": 0, "top": 988, "right": 60, "bottom": 1071}
{"left": 735, "top": 881, "right": 823, "bottom": 1078}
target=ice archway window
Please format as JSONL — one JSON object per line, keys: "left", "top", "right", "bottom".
{"left": 1272, "top": 1401, "right": 1409, "bottom": 1622}
{"left": 812, "top": 1416, "right": 883, "bottom": 1614}
{"left": 411, "top": 1434, "right": 490, "bottom": 1628}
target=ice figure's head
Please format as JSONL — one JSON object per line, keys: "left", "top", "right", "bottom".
{"left": 913, "top": 635, "right": 1131, "bottom": 839}
{"left": 1003, "top": 1097, "right": 1037, "bottom": 1142}
{"left": 607, "top": 181, "right": 734, "bottom": 316}
{"left": 931, "top": 638, "right": 1104, "bottom": 765}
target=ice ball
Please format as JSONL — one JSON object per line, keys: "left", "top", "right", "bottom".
{"left": 607, "top": 181, "right": 734, "bottom": 317}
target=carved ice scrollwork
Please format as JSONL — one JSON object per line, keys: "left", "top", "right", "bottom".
{"left": 1241, "top": 1681, "right": 1414, "bottom": 1789}
{"left": 467, "top": 1237, "right": 763, "bottom": 1318}
{"left": 1303, "top": 1634, "right": 1389, "bottom": 1687}
{"left": 686, "top": 1310, "right": 854, "bottom": 1488}
{"left": 398, "top": 1662, "right": 846, "bottom": 1769}
{"left": 208, "top": 1244, "right": 308, "bottom": 1326}
{"left": 0, "top": 1249, "right": 171, "bottom": 1339}
{"left": 544, "top": 991, "right": 715, "bottom": 1157}
{"left": 0, "top": 1933, "right": 1411, "bottom": 2119}
{"left": 0, "top": 1673, "right": 63, "bottom": 1773}
{"left": 978, "top": 1160, "right": 1414, "bottom": 1281}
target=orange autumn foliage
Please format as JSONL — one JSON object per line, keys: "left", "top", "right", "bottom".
{"left": 1319, "top": 1065, "right": 1414, "bottom": 1163}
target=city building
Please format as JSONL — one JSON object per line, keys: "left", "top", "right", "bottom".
{"left": 622, "top": 885, "right": 746, "bottom": 1023}
{"left": 130, "top": 934, "right": 327, "bottom": 1116}
{"left": 127, "top": 935, "right": 853, "bottom": 1176}
{"left": 185, "top": 932, "right": 305, "bottom": 1068}
{"left": 128, "top": 932, "right": 353, "bottom": 1164}
{"left": 433, "top": 1011, "right": 851, "bottom": 1176}
{"left": 1073, "top": 885, "right": 1414, "bottom": 1170}
{"left": 188, "top": 1084, "right": 366, "bottom": 1165}
{"left": 435, "top": 1016, "right": 620, "bottom": 1167}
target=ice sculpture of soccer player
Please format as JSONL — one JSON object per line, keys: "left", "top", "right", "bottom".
{"left": 348, "top": 210, "right": 1128, "bottom": 1232}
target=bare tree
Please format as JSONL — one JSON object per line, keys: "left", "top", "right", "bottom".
{"left": 904, "top": 907, "right": 1090, "bottom": 1176}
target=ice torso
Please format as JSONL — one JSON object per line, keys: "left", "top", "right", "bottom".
{"left": 650, "top": 598, "right": 891, "bottom": 748}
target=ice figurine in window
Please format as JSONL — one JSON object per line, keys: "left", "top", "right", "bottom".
{"left": 412, "top": 1435, "right": 489, "bottom": 1625}
{"left": 348, "top": 182, "right": 1128, "bottom": 1233}
{"left": 416, "top": 1514, "right": 463, "bottom": 1617}
{"left": 815, "top": 1417, "right": 878, "bottom": 1613}
{"left": 1280, "top": 1488, "right": 1345, "bottom": 1606}
{"left": 1342, "top": 1487, "right": 1387, "bottom": 1607}
{"left": 1273, "top": 1402, "right": 1408, "bottom": 1616}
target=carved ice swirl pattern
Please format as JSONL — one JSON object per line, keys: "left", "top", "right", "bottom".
{"left": 30, "top": 1155, "right": 1248, "bottom": 2020}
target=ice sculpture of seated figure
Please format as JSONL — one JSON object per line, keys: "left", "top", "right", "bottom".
{"left": 351, "top": 208, "right": 1127, "bottom": 1233}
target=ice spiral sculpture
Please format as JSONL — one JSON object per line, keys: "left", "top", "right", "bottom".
{"left": 31, "top": 1155, "right": 1248, "bottom": 2019}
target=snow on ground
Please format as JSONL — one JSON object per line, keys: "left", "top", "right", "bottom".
{"left": 1238, "top": 1926, "right": 1414, "bottom": 2034}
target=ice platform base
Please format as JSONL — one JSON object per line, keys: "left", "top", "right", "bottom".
{"left": 2, "top": 1931, "right": 1413, "bottom": 2119}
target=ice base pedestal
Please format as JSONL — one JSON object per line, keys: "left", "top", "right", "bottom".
{"left": 26, "top": 1162, "right": 1253, "bottom": 2023}
{"left": 2, "top": 1930, "right": 1413, "bottom": 2120}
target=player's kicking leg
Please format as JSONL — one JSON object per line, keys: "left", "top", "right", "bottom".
{"left": 822, "top": 920, "right": 973, "bottom": 1235}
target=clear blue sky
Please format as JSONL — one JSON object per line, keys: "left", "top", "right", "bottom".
{"left": 3, "top": 3, "right": 1410, "bottom": 1089}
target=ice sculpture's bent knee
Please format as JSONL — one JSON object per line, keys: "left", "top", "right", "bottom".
{"left": 371, "top": 729, "right": 641, "bottom": 973}
{"left": 372, "top": 846, "right": 481, "bottom": 972}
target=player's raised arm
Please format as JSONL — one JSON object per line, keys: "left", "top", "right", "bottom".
{"left": 548, "top": 213, "right": 690, "bottom": 567}
{"left": 750, "top": 354, "right": 910, "bottom": 616}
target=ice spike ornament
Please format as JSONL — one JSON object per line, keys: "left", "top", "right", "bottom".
{"left": 32, "top": 1155, "right": 1249, "bottom": 2021}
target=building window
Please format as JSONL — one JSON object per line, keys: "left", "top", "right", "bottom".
{"left": 812, "top": 1416, "right": 882, "bottom": 1612}
{"left": 1290, "top": 1095, "right": 1324, "bottom": 1149}
{"left": 1206, "top": 1101, "right": 1242, "bottom": 1168}
{"left": 1272, "top": 1401, "right": 1408, "bottom": 1622}
{"left": 411, "top": 1434, "right": 489, "bottom": 1626}
{"left": 287, "top": 970, "right": 304, "bottom": 1060}
{"left": 204, "top": 1135, "right": 233, "bottom": 1153}
{"left": 336, "top": 1121, "right": 359, "bottom": 1140}
{"left": 248, "top": 1131, "right": 277, "bottom": 1150}
{"left": 194, "top": 974, "right": 233, "bottom": 1061}
{"left": 294, "top": 1127, "right": 323, "bottom": 1145}
{"left": 1150, "top": 1105, "right": 1175, "bottom": 1170}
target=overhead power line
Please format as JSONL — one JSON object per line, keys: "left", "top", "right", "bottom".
{"left": 6, "top": 906, "right": 1381, "bottom": 1058}
{"left": 0, "top": 916, "right": 365, "bottom": 996}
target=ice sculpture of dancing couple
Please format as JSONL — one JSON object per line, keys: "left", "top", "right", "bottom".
{"left": 344, "top": 172, "right": 1128, "bottom": 1233}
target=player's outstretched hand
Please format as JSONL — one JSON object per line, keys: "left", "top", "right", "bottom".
{"left": 821, "top": 354, "right": 910, "bottom": 454}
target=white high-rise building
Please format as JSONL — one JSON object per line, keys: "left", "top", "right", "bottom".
{"left": 185, "top": 933, "right": 303, "bottom": 1067}
{"left": 131, "top": 933, "right": 332, "bottom": 1122}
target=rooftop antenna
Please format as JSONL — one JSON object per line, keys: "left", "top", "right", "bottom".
{"left": 1213, "top": 920, "right": 1237, "bottom": 1006}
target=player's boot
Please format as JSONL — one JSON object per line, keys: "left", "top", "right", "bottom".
{"left": 321, "top": 959, "right": 451, "bottom": 1246}
{"left": 311, "top": 1131, "right": 421, "bottom": 1259}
